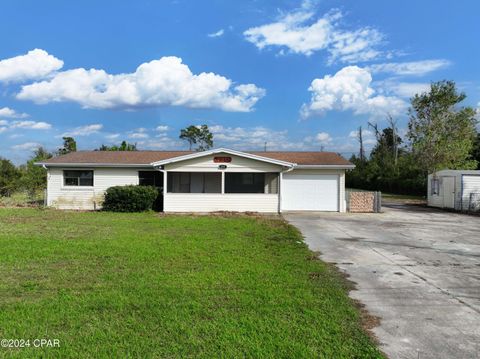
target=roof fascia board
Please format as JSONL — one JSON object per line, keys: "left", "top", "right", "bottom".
{"left": 35, "top": 162, "right": 154, "bottom": 168}
{"left": 294, "top": 164, "right": 355, "bottom": 169}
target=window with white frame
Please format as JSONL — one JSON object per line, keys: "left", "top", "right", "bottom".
{"left": 63, "top": 170, "right": 94, "bottom": 187}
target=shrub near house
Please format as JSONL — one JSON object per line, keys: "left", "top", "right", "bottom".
{"left": 103, "top": 185, "right": 158, "bottom": 212}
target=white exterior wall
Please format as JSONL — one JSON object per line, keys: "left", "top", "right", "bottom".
{"left": 165, "top": 152, "right": 283, "bottom": 172}
{"left": 427, "top": 170, "right": 480, "bottom": 211}
{"left": 461, "top": 174, "right": 480, "bottom": 211}
{"left": 164, "top": 194, "right": 279, "bottom": 212}
{"left": 46, "top": 167, "right": 145, "bottom": 210}
{"left": 279, "top": 169, "right": 346, "bottom": 213}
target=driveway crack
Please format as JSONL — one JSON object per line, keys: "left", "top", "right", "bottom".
{"left": 369, "top": 247, "right": 480, "bottom": 315}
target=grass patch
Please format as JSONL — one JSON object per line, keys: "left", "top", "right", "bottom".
{"left": 347, "top": 188, "right": 426, "bottom": 204}
{"left": 0, "top": 191, "right": 44, "bottom": 208}
{"left": 0, "top": 208, "right": 382, "bottom": 358}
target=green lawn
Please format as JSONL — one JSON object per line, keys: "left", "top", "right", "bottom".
{"left": 0, "top": 209, "right": 382, "bottom": 358}
{"left": 381, "top": 192, "right": 426, "bottom": 202}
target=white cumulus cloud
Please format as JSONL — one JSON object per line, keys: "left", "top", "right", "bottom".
{"left": 367, "top": 59, "right": 451, "bottom": 76}
{"left": 156, "top": 125, "right": 169, "bottom": 132}
{"left": 17, "top": 56, "right": 265, "bottom": 112}
{"left": 61, "top": 124, "right": 103, "bottom": 137}
{"left": 0, "top": 119, "right": 52, "bottom": 132}
{"left": 208, "top": 29, "right": 224, "bottom": 38}
{"left": 105, "top": 133, "right": 120, "bottom": 140}
{"left": 315, "top": 132, "right": 332, "bottom": 143}
{"left": 301, "top": 66, "right": 407, "bottom": 118}
{"left": 127, "top": 127, "right": 149, "bottom": 139}
{"left": 0, "top": 49, "right": 63, "bottom": 83}
{"left": 11, "top": 142, "right": 42, "bottom": 151}
{"left": 9, "top": 120, "right": 51, "bottom": 130}
{"left": 244, "top": 3, "right": 384, "bottom": 63}
{"left": 211, "top": 125, "right": 309, "bottom": 150}
{"left": 0, "top": 107, "right": 29, "bottom": 118}
{"left": 389, "top": 82, "right": 430, "bottom": 98}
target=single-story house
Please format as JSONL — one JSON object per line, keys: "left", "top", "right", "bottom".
{"left": 428, "top": 170, "right": 480, "bottom": 211}
{"left": 36, "top": 148, "right": 354, "bottom": 213}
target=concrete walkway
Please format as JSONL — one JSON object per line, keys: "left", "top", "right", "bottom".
{"left": 284, "top": 204, "right": 480, "bottom": 359}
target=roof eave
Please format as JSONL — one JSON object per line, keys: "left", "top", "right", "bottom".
{"left": 294, "top": 164, "right": 355, "bottom": 169}
{"left": 150, "top": 147, "right": 295, "bottom": 167}
{"left": 35, "top": 162, "right": 153, "bottom": 168}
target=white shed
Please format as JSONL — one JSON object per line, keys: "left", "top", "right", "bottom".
{"left": 427, "top": 170, "right": 480, "bottom": 211}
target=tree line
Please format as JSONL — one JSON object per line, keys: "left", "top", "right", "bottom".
{"left": 346, "top": 81, "right": 479, "bottom": 195}
{"left": 0, "top": 125, "right": 214, "bottom": 198}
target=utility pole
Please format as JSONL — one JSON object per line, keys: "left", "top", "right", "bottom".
{"left": 264, "top": 142, "right": 267, "bottom": 152}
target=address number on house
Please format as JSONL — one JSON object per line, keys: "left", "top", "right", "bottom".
{"left": 213, "top": 156, "right": 232, "bottom": 163}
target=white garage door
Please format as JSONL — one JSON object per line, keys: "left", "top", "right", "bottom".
{"left": 282, "top": 173, "right": 339, "bottom": 211}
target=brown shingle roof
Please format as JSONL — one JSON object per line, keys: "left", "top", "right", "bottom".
{"left": 249, "top": 151, "right": 352, "bottom": 166}
{"left": 41, "top": 151, "right": 192, "bottom": 164}
{"left": 41, "top": 150, "right": 352, "bottom": 166}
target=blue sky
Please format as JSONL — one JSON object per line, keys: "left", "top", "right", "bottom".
{"left": 1, "top": 0, "right": 479, "bottom": 163}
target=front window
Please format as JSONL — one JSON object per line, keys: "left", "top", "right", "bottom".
{"left": 139, "top": 171, "right": 162, "bottom": 187}
{"left": 64, "top": 170, "right": 93, "bottom": 187}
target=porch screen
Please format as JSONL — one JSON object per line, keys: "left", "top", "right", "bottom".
{"left": 225, "top": 173, "right": 265, "bottom": 193}
{"left": 167, "top": 172, "right": 221, "bottom": 193}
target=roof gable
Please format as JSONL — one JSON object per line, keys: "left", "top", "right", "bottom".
{"left": 150, "top": 148, "right": 294, "bottom": 167}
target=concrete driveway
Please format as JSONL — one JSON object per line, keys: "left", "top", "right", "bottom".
{"left": 284, "top": 204, "right": 480, "bottom": 359}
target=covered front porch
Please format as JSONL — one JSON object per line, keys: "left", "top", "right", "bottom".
{"left": 162, "top": 171, "right": 280, "bottom": 212}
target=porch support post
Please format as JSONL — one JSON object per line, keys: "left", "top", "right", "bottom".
{"left": 221, "top": 171, "right": 225, "bottom": 194}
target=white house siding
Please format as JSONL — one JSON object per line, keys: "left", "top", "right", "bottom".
{"left": 47, "top": 167, "right": 145, "bottom": 210}
{"left": 164, "top": 193, "right": 279, "bottom": 213}
{"left": 280, "top": 169, "right": 346, "bottom": 212}
{"left": 164, "top": 152, "right": 283, "bottom": 173}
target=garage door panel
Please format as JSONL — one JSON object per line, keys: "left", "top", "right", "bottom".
{"left": 282, "top": 173, "right": 339, "bottom": 211}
